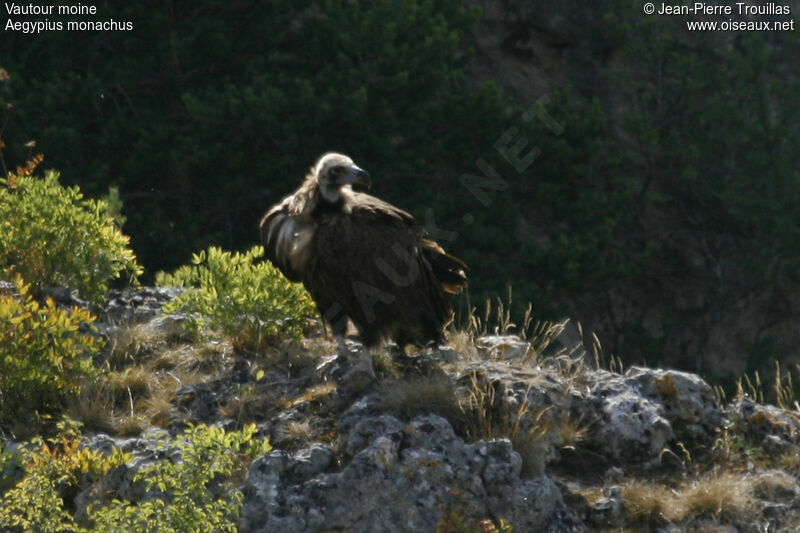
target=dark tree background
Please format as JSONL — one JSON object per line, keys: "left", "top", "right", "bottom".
{"left": 2, "top": 0, "right": 799, "bottom": 383}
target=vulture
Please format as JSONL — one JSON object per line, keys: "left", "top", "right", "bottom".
{"left": 260, "top": 153, "right": 467, "bottom": 354}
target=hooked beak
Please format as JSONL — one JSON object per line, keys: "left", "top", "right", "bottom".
{"left": 339, "top": 165, "right": 371, "bottom": 190}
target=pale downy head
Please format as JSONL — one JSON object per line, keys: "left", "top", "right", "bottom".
{"left": 313, "top": 153, "right": 371, "bottom": 203}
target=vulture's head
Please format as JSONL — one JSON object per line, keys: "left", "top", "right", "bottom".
{"left": 313, "top": 153, "right": 371, "bottom": 203}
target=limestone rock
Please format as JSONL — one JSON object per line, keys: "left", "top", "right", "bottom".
{"left": 625, "top": 366, "right": 724, "bottom": 444}
{"left": 728, "top": 396, "right": 800, "bottom": 452}
{"left": 240, "top": 414, "right": 582, "bottom": 533}
{"left": 476, "top": 335, "right": 532, "bottom": 360}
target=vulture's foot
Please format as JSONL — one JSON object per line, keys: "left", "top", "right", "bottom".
{"left": 313, "top": 337, "right": 354, "bottom": 374}
{"left": 339, "top": 346, "right": 376, "bottom": 395}
{"left": 316, "top": 337, "right": 376, "bottom": 395}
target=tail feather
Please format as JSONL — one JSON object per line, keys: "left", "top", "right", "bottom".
{"left": 421, "top": 239, "right": 467, "bottom": 294}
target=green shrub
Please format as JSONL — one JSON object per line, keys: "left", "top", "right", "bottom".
{"left": 0, "top": 171, "right": 142, "bottom": 304}
{"left": 89, "top": 424, "right": 270, "bottom": 533}
{"left": 0, "top": 275, "right": 101, "bottom": 427}
{"left": 0, "top": 423, "right": 268, "bottom": 533}
{"left": 0, "top": 419, "right": 130, "bottom": 533}
{"left": 156, "top": 246, "right": 316, "bottom": 350}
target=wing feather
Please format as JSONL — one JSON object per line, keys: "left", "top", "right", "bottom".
{"left": 259, "top": 198, "right": 314, "bottom": 282}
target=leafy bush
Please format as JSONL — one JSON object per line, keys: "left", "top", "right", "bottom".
{"left": 90, "top": 424, "right": 270, "bottom": 533}
{"left": 156, "top": 246, "right": 316, "bottom": 349}
{"left": 0, "top": 171, "right": 142, "bottom": 303}
{"left": 0, "top": 422, "right": 266, "bottom": 533}
{"left": 0, "top": 419, "right": 130, "bottom": 533}
{"left": 0, "top": 275, "right": 101, "bottom": 426}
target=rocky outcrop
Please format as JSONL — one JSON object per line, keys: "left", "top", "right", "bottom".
{"left": 240, "top": 414, "right": 582, "bottom": 533}
{"left": 4, "top": 294, "right": 797, "bottom": 532}
{"left": 235, "top": 340, "right": 754, "bottom": 532}
{"left": 232, "top": 336, "right": 800, "bottom": 531}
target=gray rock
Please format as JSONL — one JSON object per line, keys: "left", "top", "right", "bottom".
{"left": 102, "top": 286, "right": 184, "bottom": 325}
{"left": 144, "top": 313, "right": 190, "bottom": 338}
{"left": 477, "top": 335, "right": 533, "bottom": 360}
{"left": 587, "top": 369, "right": 675, "bottom": 463}
{"left": 583, "top": 367, "right": 723, "bottom": 464}
{"left": 340, "top": 413, "right": 405, "bottom": 457}
{"left": 728, "top": 396, "right": 800, "bottom": 448}
{"left": 625, "top": 366, "right": 723, "bottom": 444}
{"left": 587, "top": 486, "right": 623, "bottom": 528}
{"left": 40, "top": 285, "right": 92, "bottom": 311}
{"left": 240, "top": 414, "right": 582, "bottom": 533}
{"left": 763, "top": 434, "right": 796, "bottom": 456}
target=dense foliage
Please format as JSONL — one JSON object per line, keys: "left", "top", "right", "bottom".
{"left": 0, "top": 422, "right": 269, "bottom": 533}
{"left": 90, "top": 424, "right": 270, "bottom": 533}
{"left": 156, "top": 246, "right": 316, "bottom": 349}
{"left": 597, "top": 1, "right": 800, "bottom": 371}
{"left": 0, "top": 276, "right": 101, "bottom": 426}
{"left": 0, "top": 172, "right": 142, "bottom": 303}
{"left": 0, "top": 420, "right": 130, "bottom": 533}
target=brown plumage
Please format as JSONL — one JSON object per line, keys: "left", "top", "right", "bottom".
{"left": 260, "top": 153, "right": 467, "bottom": 349}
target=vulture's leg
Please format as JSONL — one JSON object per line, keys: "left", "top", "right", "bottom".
{"left": 334, "top": 341, "right": 375, "bottom": 394}
{"left": 313, "top": 334, "right": 353, "bottom": 369}
{"left": 332, "top": 335, "right": 376, "bottom": 382}
{"left": 336, "top": 335, "right": 350, "bottom": 357}
{"left": 352, "top": 345, "right": 377, "bottom": 378}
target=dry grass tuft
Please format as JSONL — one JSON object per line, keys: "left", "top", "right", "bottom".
{"left": 115, "top": 415, "right": 149, "bottom": 437}
{"left": 66, "top": 366, "right": 186, "bottom": 434}
{"left": 152, "top": 339, "right": 231, "bottom": 374}
{"left": 280, "top": 419, "right": 313, "bottom": 442}
{"left": 773, "top": 362, "right": 800, "bottom": 411}
{"left": 106, "top": 367, "right": 156, "bottom": 402}
{"left": 621, "top": 471, "right": 758, "bottom": 524}
{"left": 557, "top": 413, "right": 591, "bottom": 451}
{"left": 458, "top": 375, "right": 554, "bottom": 477}
{"left": 776, "top": 451, "right": 800, "bottom": 474}
{"left": 453, "top": 287, "right": 571, "bottom": 364}
{"left": 618, "top": 480, "right": 675, "bottom": 523}
{"left": 143, "top": 387, "right": 176, "bottom": 428}
{"left": 70, "top": 322, "right": 223, "bottom": 434}
{"left": 285, "top": 382, "right": 338, "bottom": 408}
{"left": 731, "top": 362, "right": 800, "bottom": 411}
{"left": 106, "top": 322, "right": 174, "bottom": 369}
{"left": 680, "top": 472, "right": 755, "bottom": 519}
{"left": 65, "top": 378, "right": 118, "bottom": 433}
{"left": 446, "top": 330, "right": 478, "bottom": 360}
{"left": 371, "top": 350, "right": 402, "bottom": 379}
